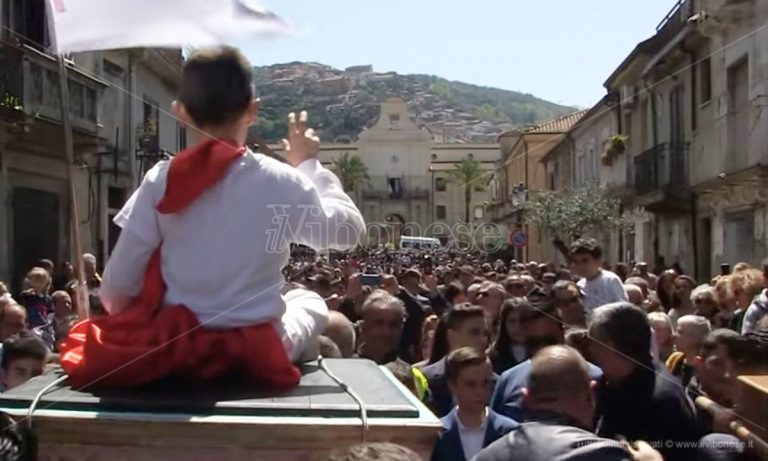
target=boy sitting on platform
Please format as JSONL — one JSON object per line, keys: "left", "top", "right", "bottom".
{"left": 432, "top": 347, "right": 518, "bottom": 461}
{"left": 60, "top": 46, "right": 365, "bottom": 389}
{"left": 2, "top": 332, "right": 47, "bottom": 391}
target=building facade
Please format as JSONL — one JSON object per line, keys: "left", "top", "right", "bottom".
{"left": 602, "top": 0, "right": 768, "bottom": 277}
{"left": 0, "top": 0, "right": 187, "bottom": 287}
{"left": 539, "top": 96, "right": 624, "bottom": 264}
{"left": 273, "top": 98, "right": 499, "bottom": 246}
{"left": 489, "top": 110, "right": 586, "bottom": 262}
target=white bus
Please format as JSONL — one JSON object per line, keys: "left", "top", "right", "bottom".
{"left": 399, "top": 236, "right": 442, "bottom": 250}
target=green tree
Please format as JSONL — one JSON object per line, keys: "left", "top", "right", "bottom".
{"left": 520, "top": 186, "right": 631, "bottom": 248}
{"left": 448, "top": 157, "right": 489, "bottom": 224}
{"left": 331, "top": 153, "right": 370, "bottom": 193}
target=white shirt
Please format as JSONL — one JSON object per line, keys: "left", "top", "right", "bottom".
{"left": 457, "top": 408, "right": 488, "bottom": 461}
{"left": 577, "top": 269, "right": 628, "bottom": 311}
{"left": 100, "top": 152, "right": 365, "bottom": 328}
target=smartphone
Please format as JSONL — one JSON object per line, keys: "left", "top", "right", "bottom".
{"left": 720, "top": 263, "right": 731, "bottom": 276}
{"left": 360, "top": 273, "right": 382, "bottom": 286}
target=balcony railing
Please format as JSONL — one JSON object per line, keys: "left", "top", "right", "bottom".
{"left": 362, "top": 189, "right": 430, "bottom": 200}
{"left": 655, "top": 0, "right": 695, "bottom": 43}
{"left": 0, "top": 42, "right": 103, "bottom": 133}
{"left": 634, "top": 142, "right": 689, "bottom": 195}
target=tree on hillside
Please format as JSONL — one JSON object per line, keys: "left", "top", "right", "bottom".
{"left": 520, "top": 186, "right": 631, "bottom": 254}
{"left": 448, "top": 157, "right": 489, "bottom": 224}
{"left": 331, "top": 153, "right": 370, "bottom": 193}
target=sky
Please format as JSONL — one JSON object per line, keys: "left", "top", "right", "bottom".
{"left": 237, "top": 0, "right": 677, "bottom": 109}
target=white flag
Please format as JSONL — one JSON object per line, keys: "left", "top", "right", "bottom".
{"left": 46, "top": 0, "right": 293, "bottom": 54}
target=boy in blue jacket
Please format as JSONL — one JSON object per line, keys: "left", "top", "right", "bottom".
{"left": 432, "top": 347, "right": 518, "bottom": 461}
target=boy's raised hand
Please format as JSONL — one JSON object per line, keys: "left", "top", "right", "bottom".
{"left": 283, "top": 111, "right": 320, "bottom": 167}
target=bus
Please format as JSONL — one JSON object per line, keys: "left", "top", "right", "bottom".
{"left": 399, "top": 236, "right": 442, "bottom": 250}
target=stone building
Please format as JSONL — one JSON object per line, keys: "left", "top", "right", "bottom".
{"left": 273, "top": 98, "right": 499, "bottom": 246}
{"left": 0, "top": 0, "right": 187, "bottom": 287}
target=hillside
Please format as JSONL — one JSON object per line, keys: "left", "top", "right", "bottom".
{"left": 249, "top": 62, "right": 575, "bottom": 144}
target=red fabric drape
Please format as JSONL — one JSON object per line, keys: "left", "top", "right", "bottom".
{"left": 60, "top": 139, "right": 300, "bottom": 390}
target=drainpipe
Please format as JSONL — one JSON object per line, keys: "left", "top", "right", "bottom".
{"left": 645, "top": 80, "right": 660, "bottom": 261}
{"left": 613, "top": 92, "right": 625, "bottom": 261}
{"left": 682, "top": 43, "right": 699, "bottom": 278}
{"left": 127, "top": 52, "right": 137, "bottom": 189}
{"left": 523, "top": 137, "right": 529, "bottom": 261}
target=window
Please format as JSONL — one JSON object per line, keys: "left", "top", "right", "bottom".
{"left": 177, "top": 124, "right": 187, "bottom": 151}
{"left": 473, "top": 206, "right": 483, "bottom": 220}
{"left": 435, "top": 178, "right": 447, "bottom": 192}
{"left": 699, "top": 57, "right": 712, "bottom": 105}
{"left": 387, "top": 177, "right": 403, "bottom": 198}
{"left": 103, "top": 59, "right": 124, "bottom": 78}
{"left": 141, "top": 98, "right": 160, "bottom": 151}
{"left": 6, "top": 0, "right": 49, "bottom": 48}
{"left": 436, "top": 205, "right": 447, "bottom": 220}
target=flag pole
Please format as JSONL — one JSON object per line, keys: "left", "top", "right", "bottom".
{"left": 57, "top": 55, "right": 90, "bottom": 319}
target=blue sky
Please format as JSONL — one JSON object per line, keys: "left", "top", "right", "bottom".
{"left": 237, "top": 0, "right": 676, "bottom": 108}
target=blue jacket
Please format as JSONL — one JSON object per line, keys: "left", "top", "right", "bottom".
{"left": 431, "top": 408, "right": 519, "bottom": 461}
{"left": 490, "top": 359, "right": 603, "bottom": 421}
{"left": 420, "top": 357, "right": 499, "bottom": 418}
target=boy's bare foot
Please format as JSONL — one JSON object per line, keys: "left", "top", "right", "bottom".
{"left": 283, "top": 110, "right": 320, "bottom": 167}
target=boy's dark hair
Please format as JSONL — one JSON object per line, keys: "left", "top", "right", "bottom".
{"left": 428, "top": 304, "right": 485, "bottom": 365}
{"left": 443, "top": 303, "right": 485, "bottom": 330}
{"left": 444, "top": 282, "right": 464, "bottom": 304}
{"left": 445, "top": 347, "right": 488, "bottom": 383}
{"left": 2, "top": 332, "right": 48, "bottom": 370}
{"left": 700, "top": 328, "right": 739, "bottom": 359}
{"left": 179, "top": 46, "right": 254, "bottom": 127}
{"left": 569, "top": 238, "right": 602, "bottom": 260}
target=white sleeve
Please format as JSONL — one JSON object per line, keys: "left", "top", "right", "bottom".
{"left": 612, "top": 277, "right": 629, "bottom": 303}
{"left": 113, "top": 162, "right": 166, "bottom": 248}
{"left": 101, "top": 163, "right": 165, "bottom": 313}
{"left": 285, "top": 158, "right": 365, "bottom": 251}
{"left": 100, "top": 229, "right": 155, "bottom": 314}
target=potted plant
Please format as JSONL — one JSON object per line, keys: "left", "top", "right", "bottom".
{"left": 602, "top": 134, "right": 628, "bottom": 165}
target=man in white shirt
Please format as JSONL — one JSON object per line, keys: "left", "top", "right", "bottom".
{"left": 61, "top": 47, "right": 365, "bottom": 389}
{"left": 570, "top": 238, "right": 628, "bottom": 311}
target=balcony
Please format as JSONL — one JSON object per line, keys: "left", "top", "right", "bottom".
{"left": 0, "top": 41, "right": 106, "bottom": 134}
{"left": 655, "top": 0, "right": 695, "bottom": 44}
{"left": 362, "top": 189, "right": 430, "bottom": 201}
{"left": 633, "top": 142, "right": 691, "bottom": 211}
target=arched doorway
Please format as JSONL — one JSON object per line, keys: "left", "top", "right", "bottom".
{"left": 386, "top": 213, "right": 406, "bottom": 248}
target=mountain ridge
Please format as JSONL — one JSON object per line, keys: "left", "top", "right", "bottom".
{"left": 249, "top": 62, "right": 576, "bottom": 144}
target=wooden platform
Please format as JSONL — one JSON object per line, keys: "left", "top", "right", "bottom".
{"left": 0, "top": 359, "right": 441, "bottom": 461}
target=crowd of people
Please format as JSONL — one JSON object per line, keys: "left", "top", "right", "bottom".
{"left": 283, "top": 237, "right": 766, "bottom": 461}
{"left": 1, "top": 44, "right": 767, "bottom": 461}
{"left": 1, "top": 238, "right": 768, "bottom": 460}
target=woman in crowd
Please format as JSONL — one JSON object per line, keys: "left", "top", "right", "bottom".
{"left": 730, "top": 268, "right": 767, "bottom": 335}
{"left": 488, "top": 299, "right": 526, "bottom": 374}
{"left": 668, "top": 275, "right": 697, "bottom": 327}
{"left": 648, "top": 311, "right": 675, "bottom": 362}
{"left": 656, "top": 269, "right": 679, "bottom": 312}
{"left": 691, "top": 284, "right": 720, "bottom": 322}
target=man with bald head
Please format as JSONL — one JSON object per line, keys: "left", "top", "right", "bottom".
{"left": 477, "top": 346, "right": 661, "bottom": 461}
{"left": 624, "top": 284, "right": 645, "bottom": 307}
{"left": 323, "top": 311, "right": 356, "bottom": 358}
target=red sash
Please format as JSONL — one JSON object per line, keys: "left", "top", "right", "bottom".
{"left": 60, "top": 139, "right": 301, "bottom": 390}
